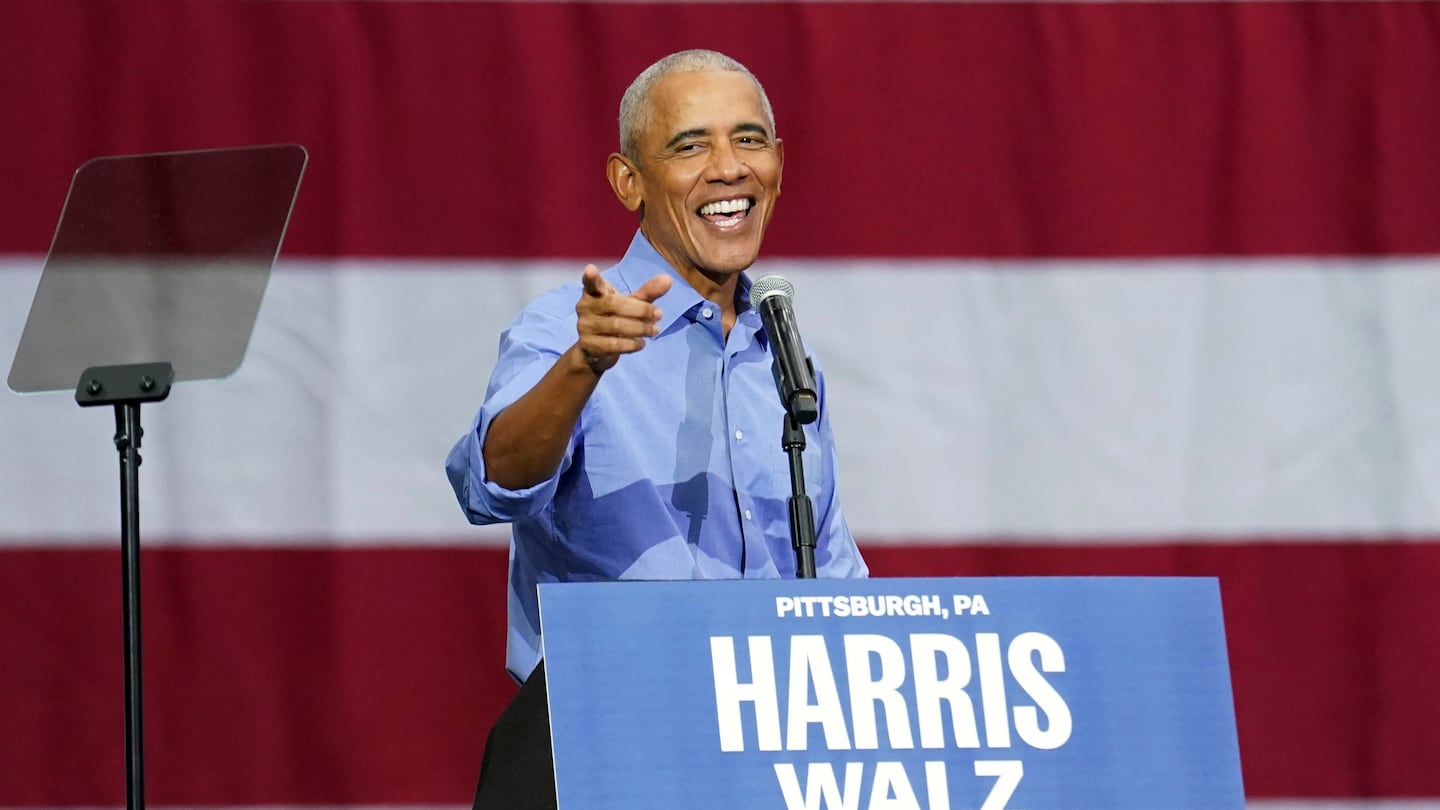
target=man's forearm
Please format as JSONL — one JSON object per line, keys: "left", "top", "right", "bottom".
{"left": 482, "top": 344, "right": 601, "bottom": 490}
{"left": 483, "top": 265, "right": 670, "bottom": 490}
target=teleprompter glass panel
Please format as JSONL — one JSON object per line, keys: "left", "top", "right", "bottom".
{"left": 7, "top": 144, "right": 307, "bottom": 393}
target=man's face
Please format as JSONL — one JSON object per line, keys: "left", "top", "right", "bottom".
{"left": 619, "top": 70, "right": 783, "bottom": 283}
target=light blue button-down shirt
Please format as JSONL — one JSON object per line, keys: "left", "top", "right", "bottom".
{"left": 446, "top": 231, "right": 868, "bottom": 680}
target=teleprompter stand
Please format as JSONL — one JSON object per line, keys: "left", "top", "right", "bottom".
{"left": 7, "top": 145, "right": 307, "bottom": 810}
{"left": 76, "top": 361, "right": 174, "bottom": 810}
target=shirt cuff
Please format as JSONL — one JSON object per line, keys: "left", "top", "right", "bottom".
{"left": 446, "top": 363, "right": 570, "bottom": 524}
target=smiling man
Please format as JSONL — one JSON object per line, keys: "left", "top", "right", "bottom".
{"left": 446, "top": 50, "right": 868, "bottom": 808}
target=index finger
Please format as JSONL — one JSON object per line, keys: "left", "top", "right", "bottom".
{"left": 580, "top": 264, "right": 611, "bottom": 298}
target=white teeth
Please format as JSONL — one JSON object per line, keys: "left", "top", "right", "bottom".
{"left": 699, "top": 198, "right": 751, "bottom": 216}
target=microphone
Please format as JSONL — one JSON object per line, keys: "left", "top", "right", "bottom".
{"left": 751, "top": 274, "right": 818, "bottom": 425}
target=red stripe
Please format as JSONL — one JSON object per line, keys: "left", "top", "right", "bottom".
{"left": 1, "top": 541, "right": 1436, "bottom": 803}
{"left": 0, "top": 547, "right": 509, "bottom": 805}
{"left": 2, "top": 1, "right": 1438, "bottom": 258}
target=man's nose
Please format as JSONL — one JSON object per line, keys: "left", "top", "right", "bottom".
{"left": 705, "top": 143, "right": 747, "bottom": 182}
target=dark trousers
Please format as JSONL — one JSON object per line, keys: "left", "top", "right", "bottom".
{"left": 472, "top": 660, "right": 557, "bottom": 810}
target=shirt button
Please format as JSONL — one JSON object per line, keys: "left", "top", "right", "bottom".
{"left": 744, "top": 510, "right": 753, "bottom": 521}
{"left": 734, "top": 430, "right": 743, "bottom": 441}
{"left": 702, "top": 308, "right": 713, "bottom": 319}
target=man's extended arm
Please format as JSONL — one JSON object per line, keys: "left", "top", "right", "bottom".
{"left": 481, "top": 264, "right": 671, "bottom": 490}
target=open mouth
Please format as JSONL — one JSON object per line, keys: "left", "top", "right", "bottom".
{"left": 697, "top": 197, "right": 754, "bottom": 228}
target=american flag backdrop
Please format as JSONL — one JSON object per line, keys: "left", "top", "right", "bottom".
{"left": 3, "top": 0, "right": 1440, "bottom": 807}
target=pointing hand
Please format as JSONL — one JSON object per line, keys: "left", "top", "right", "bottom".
{"left": 574, "top": 265, "right": 672, "bottom": 374}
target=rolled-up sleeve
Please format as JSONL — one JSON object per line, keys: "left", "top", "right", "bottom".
{"left": 445, "top": 291, "right": 581, "bottom": 525}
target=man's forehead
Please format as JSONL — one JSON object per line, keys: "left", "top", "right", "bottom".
{"left": 647, "top": 70, "right": 770, "bottom": 131}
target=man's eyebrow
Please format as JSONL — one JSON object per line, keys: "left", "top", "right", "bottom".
{"left": 735, "top": 123, "right": 771, "bottom": 138}
{"left": 664, "top": 128, "right": 709, "bottom": 149}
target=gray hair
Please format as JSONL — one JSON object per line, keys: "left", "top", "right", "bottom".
{"left": 618, "top": 49, "right": 777, "bottom": 162}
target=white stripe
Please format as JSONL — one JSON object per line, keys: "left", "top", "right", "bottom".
{"left": 4, "top": 255, "right": 1440, "bottom": 546}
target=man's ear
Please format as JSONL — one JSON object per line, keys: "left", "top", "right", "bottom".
{"left": 774, "top": 138, "right": 784, "bottom": 198}
{"left": 607, "top": 153, "right": 643, "bottom": 212}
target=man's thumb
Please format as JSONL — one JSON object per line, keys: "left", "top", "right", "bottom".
{"left": 633, "top": 273, "right": 672, "bottom": 303}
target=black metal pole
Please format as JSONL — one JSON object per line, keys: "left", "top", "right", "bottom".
{"left": 76, "top": 364, "right": 171, "bottom": 810}
{"left": 115, "top": 401, "right": 146, "bottom": 810}
{"left": 782, "top": 413, "right": 818, "bottom": 579}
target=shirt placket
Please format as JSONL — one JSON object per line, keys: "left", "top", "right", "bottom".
{"left": 722, "top": 322, "right": 768, "bottom": 578}
{"left": 685, "top": 302, "right": 749, "bottom": 575}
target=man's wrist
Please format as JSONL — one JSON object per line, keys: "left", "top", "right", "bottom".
{"left": 568, "top": 344, "right": 610, "bottom": 377}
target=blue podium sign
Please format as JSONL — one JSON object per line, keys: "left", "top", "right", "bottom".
{"left": 538, "top": 577, "right": 1244, "bottom": 810}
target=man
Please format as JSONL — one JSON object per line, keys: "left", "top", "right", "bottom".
{"left": 446, "top": 49, "right": 868, "bottom": 807}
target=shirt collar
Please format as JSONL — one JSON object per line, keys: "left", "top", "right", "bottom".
{"left": 613, "top": 230, "right": 756, "bottom": 335}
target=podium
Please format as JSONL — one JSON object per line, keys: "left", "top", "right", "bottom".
{"left": 539, "top": 577, "right": 1245, "bottom": 809}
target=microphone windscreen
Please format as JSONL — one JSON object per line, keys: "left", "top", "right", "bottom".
{"left": 751, "top": 274, "right": 794, "bottom": 303}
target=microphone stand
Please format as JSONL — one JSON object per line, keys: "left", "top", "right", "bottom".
{"left": 781, "top": 412, "right": 818, "bottom": 579}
